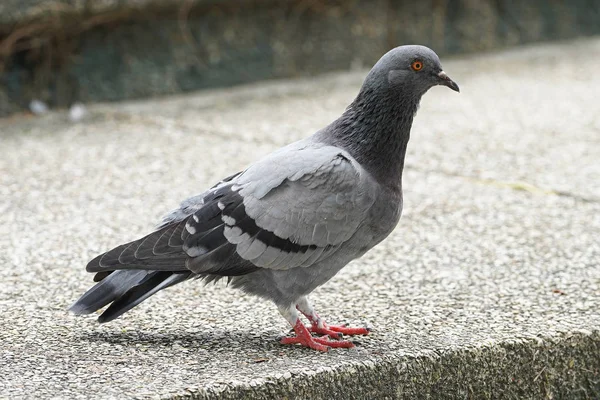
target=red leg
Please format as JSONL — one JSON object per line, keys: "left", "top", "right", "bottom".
{"left": 280, "top": 319, "right": 355, "bottom": 351}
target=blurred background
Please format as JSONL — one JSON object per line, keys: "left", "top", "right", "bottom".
{"left": 1, "top": 0, "right": 600, "bottom": 116}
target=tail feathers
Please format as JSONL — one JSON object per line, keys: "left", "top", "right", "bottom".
{"left": 98, "top": 271, "right": 190, "bottom": 323}
{"left": 70, "top": 270, "right": 191, "bottom": 323}
{"left": 70, "top": 270, "right": 149, "bottom": 315}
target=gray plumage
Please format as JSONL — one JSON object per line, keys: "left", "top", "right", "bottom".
{"left": 71, "top": 45, "right": 459, "bottom": 347}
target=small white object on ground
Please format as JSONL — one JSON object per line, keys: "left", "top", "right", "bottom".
{"left": 29, "top": 100, "right": 49, "bottom": 115}
{"left": 69, "top": 103, "right": 87, "bottom": 122}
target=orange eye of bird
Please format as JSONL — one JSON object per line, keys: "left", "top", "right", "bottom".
{"left": 411, "top": 61, "right": 423, "bottom": 71}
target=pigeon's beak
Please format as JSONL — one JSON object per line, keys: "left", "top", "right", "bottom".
{"left": 437, "top": 71, "right": 460, "bottom": 92}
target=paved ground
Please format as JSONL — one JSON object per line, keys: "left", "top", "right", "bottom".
{"left": 1, "top": 38, "right": 599, "bottom": 399}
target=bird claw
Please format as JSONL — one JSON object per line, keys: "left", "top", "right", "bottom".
{"left": 280, "top": 319, "right": 357, "bottom": 351}
{"left": 313, "top": 335, "right": 355, "bottom": 348}
{"left": 280, "top": 335, "right": 331, "bottom": 352}
{"left": 280, "top": 334, "right": 354, "bottom": 351}
{"left": 310, "top": 325, "right": 344, "bottom": 338}
{"left": 310, "top": 323, "right": 371, "bottom": 337}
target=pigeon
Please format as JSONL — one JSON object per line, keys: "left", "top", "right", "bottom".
{"left": 70, "top": 45, "right": 459, "bottom": 351}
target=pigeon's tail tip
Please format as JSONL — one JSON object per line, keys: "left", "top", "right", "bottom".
{"left": 68, "top": 301, "right": 95, "bottom": 316}
{"left": 68, "top": 269, "right": 144, "bottom": 319}
{"left": 68, "top": 302, "right": 112, "bottom": 323}
{"left": 69, "top": 269, "right": 192, "bottom": 323}
{"left": 68, "top": 304, "right": 119, "bottom": 324}
{"left": 96, "top": 312, "right": 116, "bottom": 324}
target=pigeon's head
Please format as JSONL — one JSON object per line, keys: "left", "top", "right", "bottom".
{"left": 364, "top": 45, "right": 459, "bottom": 100}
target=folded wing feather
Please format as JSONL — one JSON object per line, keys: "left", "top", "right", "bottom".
{"left": 87, "top": 141, "right": 376, "bottom": 276}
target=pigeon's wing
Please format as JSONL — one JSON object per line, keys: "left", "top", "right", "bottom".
{"left": 87, "top": 141, "right": 377, "bottom": 276}
{"left": 86, "top": 173, "right": 258, "bottom": 277}
{"left": 156, "top": 171, "right": 242, "bottom": 229}
{"left": 183, "top": 141, "right": 378, "bottom": 271}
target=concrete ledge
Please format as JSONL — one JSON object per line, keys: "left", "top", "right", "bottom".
{"left": 2, "top": 0, "right": 600, "bottom": 116}
{"left": 177, "top": 332, "right": 600, "bottom": 399}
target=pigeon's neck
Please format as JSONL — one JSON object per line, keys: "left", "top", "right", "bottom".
{"left": 321, "top": 89, "right": 419, "bottom": 187}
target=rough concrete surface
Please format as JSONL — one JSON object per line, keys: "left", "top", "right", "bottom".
{"left": 1, "top": 39, "right": 599, "bottom": 399}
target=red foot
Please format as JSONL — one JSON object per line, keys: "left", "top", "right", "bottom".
{"left": 310, "top": 322, "right": 371, "bottom": 338}
{"left": 280, "top": 319, "right": 355, "bottom": 351}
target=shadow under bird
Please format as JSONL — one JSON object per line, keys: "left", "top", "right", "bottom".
{"left": 70, "top": 45, "right": 459, "bottom": 351}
